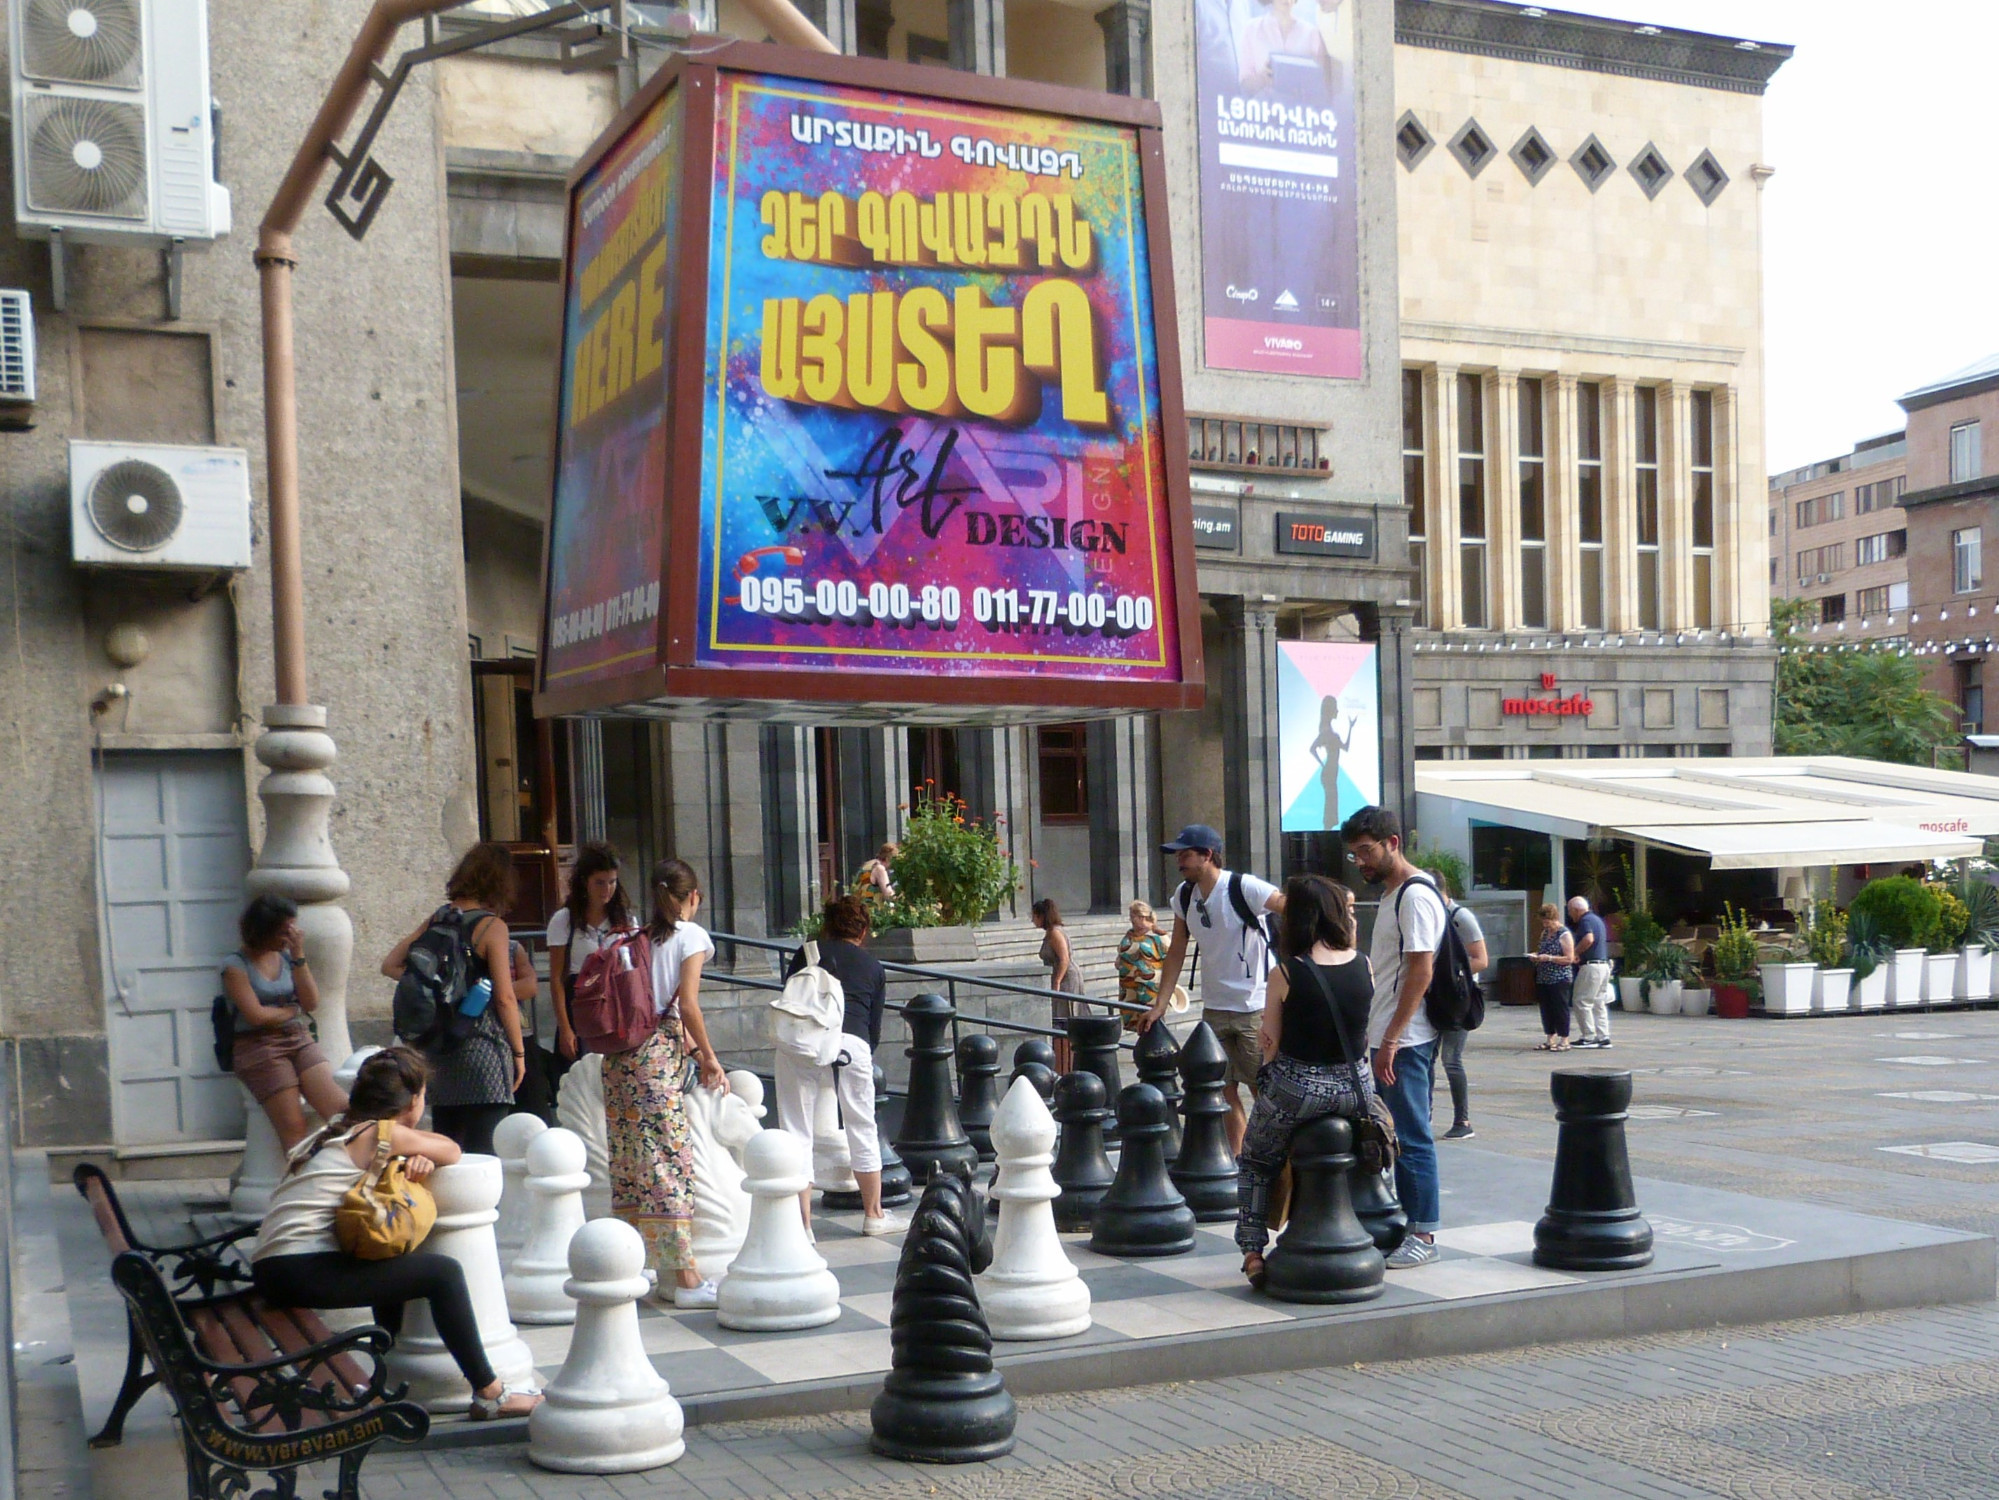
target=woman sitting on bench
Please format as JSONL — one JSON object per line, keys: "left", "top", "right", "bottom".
{"left": 249, "top": 1047, "right": 542, "bottom": 1420}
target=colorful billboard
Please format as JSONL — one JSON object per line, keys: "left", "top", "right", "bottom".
{"left": 1276, "top": 640, "right": 1380, "bottom": 832}
{"left": 1195, "top": 0, "right": 1360, "bottom": 378}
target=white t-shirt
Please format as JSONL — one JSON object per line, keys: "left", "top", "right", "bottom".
{"left": 1176, "top": 871, "right": 1280, "bottom": 1013}
{"left": 1368, "top": 874, "right": 1447, "bottom": 1049}
{"left": 650, "top": 920, "right": 717, "bottom": 1017}
{"left": 546, "top": 906, "right": 627, "bottom": 977}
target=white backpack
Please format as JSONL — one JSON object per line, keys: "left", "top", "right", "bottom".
{"left": 771, "top": 941, "right": 845, "bottom": 1065}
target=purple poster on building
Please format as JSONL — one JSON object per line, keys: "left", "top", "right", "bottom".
{"left": 1195, "top": 0, "right": 1360, "bottom": 378}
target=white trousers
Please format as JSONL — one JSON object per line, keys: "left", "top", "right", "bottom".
{"left": 773, "top": 1034, "right": 881, "bottom": 1175}
{"left": 1572, "top": 962, "right": 1613, "bottom": 1040}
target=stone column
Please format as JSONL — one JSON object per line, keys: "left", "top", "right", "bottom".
{"left": 760, "top": 726, "right": 818, "bottom": 934}
{"left": 1490, "top": 371, "right": 1522, "bottom": 633}
{"left": 1548, "top": 375, "right": 1580, "bottom": 632}
{"left": 569, "top": 718, "right": 606, "bottom": 844}
{"left": 1660, "top": 380, "right": 1692, "bottom": 629}
{"left": 1714, "top": 384, "right": 1747, "bottom": 633}
{"left": 961, "top": 727, "right": 1036, "bottom": 919}
{"left": 855, "top": 0, "right": 893, "bottom": 57}
{"left": 832, "top": 727, "right": 908, "bottom": 885}
{"left": 948, "top": 0, "right": 1005, "bottom": 73}
{"left": 1088, "top": 714, "right": 1156, "bottom": 913}
{"left": 1217, "top": 598, "right": 1282, "bottom": 879}
{"left": 1096, "top": 0, "right": 1151, "bottom": 97}
{"left": 1603, "top": 377, "right": 1637, "bottom": 632}
{"left": 1429, "top": 365, "right": 1462, "bottom": 631}
{"left": 664, "top": 723, "right": 768, "bottom": 938}
{"left": 1373, "top": 607, "right": 1416, "bottom": 830}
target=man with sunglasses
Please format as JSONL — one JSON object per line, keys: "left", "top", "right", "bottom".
{"left": 1140, "top": 825, "right": 1285, "bottom": 1153}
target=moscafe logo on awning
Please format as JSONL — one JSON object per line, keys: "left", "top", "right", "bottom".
{"left": 1503, "top": 673, "right": 1593, "bottom": 717}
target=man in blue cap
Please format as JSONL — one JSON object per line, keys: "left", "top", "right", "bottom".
{"left": 1140, "top": 824, "right": 1285, "bottom": 1153}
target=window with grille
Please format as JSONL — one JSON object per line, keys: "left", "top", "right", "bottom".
{"left": 1187, "top": 416, "right": 1326, "bottom": 474}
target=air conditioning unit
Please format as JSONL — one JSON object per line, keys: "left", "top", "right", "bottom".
{"left": 9, "top": 0, "right": 231, "bottom": 246}
{"left": 0, "top": 292, "right": 35, "bottom": 402}
{"left": 70, "top": 440, "right": 250, "bottom": 570}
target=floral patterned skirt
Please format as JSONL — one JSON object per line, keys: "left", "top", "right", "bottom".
{"left": 603, "top": 1023, "right": 695, "bottom": 1278}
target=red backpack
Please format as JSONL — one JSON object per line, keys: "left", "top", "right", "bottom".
{"left": 569, "top": 930, "right": 659, "bottom": 1055}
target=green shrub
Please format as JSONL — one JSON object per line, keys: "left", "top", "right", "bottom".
{"left": 887, "top": 783, "right": 1021, "bottom": 928}
{"left": 1620, "top": 908, "right": 1667, "bottom": 975}
{"left": 1410, "top": 840, "right": 1470, "bottom": 901}
{"left": 1847, "top": 876, "right": 1943, "bottom": 951}
{"left": 1712, "top": 904, "right": 1761, "bottom": 983}
{"left": 1928, "top": 883, "right": 1970, "bottom": 952}
{"left": 1955, "top": 876, "right": 1999, "bottom": 950}
{"left": 1802, "top": 901, "right": 1848, "bottom": 969}
{"left": 1844, "top": 909, "right": 1893, "bottom": 982}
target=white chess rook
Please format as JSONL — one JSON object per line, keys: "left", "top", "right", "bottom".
{"left": 980, "top": 1077, "right": 1091, "bottom": 1340}
{"left": 716, "top": 1130, "right": 841, "bottom": 1332}
{"left": 505, "top": 1128, "right": 592, "bottom": 1325}
{"left": 494, "top": 1112, "right": 550, "bottom": 1270}
{"left": 383, "top": 1154, "right": 536, "bottom": 1410}
{"left": 557, "top": 1053, "right": 612, "bottom": 1219}
{"left": 687, "top": 1077, "right": 759, "bottom": 1280}
{"left": 529, "top": 1218, "right": 685, "bottom": 1474}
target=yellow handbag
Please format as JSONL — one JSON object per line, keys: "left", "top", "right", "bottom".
{"left": 335, "top": 1120, "right": 437, "bottom": 1260}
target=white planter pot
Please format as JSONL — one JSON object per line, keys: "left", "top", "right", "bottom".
{"left": 1855, "top": 966, "right": 1889, "bottom": 1010}
{"left": 1813, "top": 968, "right": 1853, "bottom": 1014}
{"left": 1760, "top": 962, "right": 1817, "bottom": 1016}
{"left": 1680, "top": 987, "right": 1713, "bottom": 1017}
{"left": 1617, "top": 976, "right": 1645, "bottom": 1011}
{"left": 1647, "top": 979, "right": 1683, "bottom": 1016}
{"left": 1926, "top": 953, "right": 1960, "bottom": 1003}
{"left": 1958, "top": 944, "right": 1993, "bottom": 1002}
{"left": 1890, "top": 949, "right": 1928, "bottom": 1007}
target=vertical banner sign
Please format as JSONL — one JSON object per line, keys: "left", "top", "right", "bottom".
{"left": 544, "top": 88, "right": 682, "bottom": 688}
{"left": 1277, "top": 640, "right": 1380, "bottom": 832}
{"left": 1195, "top": 0, "right": 1360, "bottom": 377}
{"left": 697, "top": 72, "right": 1184, "bottom": 686}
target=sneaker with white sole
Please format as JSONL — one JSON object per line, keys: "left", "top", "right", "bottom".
{"left": 672, "top": 1278, "right": 719, "bottom": 1310}
{"left": 1441, "top": 1122, "right": 1475, "bottom": 1140}
{"left": 862, "top": 1211, "right": 908, "bottom": 1237}
{"left": 1384, "top": 1235, "right": 1439, "bottom": 1270}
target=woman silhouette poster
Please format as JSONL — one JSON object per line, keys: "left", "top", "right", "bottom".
{"left": 1276, "top": 640, "right": 1379, "bottom": 832}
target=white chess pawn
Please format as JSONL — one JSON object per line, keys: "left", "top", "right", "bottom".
{"left": 811, "top": 1068, "right": 859, "bottom": 1199}
{"left": 716, "top": 1130, "right": 840, "bottom": 1331}
{"left": 724, "top": 1070, "right": 767, "bottom": 1172}
{"left": 980, "top": 1076, "right": 1091, "bottom": 1340}
{"left": 494, "top": 1112, "right": 550, "bottom": 1270}
{"left": 686, "top": 1081, "right": 757, "bottom": 1280}
{"left": 557, "top": 1053, "right": 612, "bottom": 1219}
{"left": 384, "top": 1154, "right": 537, "bottom": 1410}
{"left": 505, "top": 1128, "right": 591, "bottom": 1325}
{"left": 528, "top": 1218, "right": 684, "bottom": 1474}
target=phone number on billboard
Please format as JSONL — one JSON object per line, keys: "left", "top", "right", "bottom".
{"left": 739, "top": 576, "right": 1157, "bottom": 634}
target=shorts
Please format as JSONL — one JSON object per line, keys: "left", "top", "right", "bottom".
{"left": 232, "top": 1022, "right": 328, "bottom": 1102}
{"left": 1204, "top": 1009, "right": 1264, "bottom": 1090}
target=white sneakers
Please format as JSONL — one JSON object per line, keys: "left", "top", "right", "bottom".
{"left": 862, "top": 1211, "right": 908, "bottom": 1237}
{"left": 671, "top": 1278, "right": 720, "bottom": 1310}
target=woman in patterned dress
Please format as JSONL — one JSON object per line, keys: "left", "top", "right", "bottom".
{"left": 604, "top": 858, "right": 729, "bottom": 1308}
{"left": 1116, "top": 900, "right": 1167, "bottom": 1031}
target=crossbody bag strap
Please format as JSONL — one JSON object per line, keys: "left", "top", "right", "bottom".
{"left": 1290, "top": 956, "right": 1366, "bottom": 1079}
{"left": 361, "top": 1118, "right": 395, "bottom": 1193}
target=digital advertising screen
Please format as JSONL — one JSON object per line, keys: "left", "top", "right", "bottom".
{"left": 1276, "top": 639, "right": 1380, "bottom": 832}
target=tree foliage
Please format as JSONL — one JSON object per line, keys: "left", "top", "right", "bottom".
{"left": 1772, "top": 597, "right": 1961, "bottom": 766}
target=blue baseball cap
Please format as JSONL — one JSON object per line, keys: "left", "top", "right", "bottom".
{"left": 1160, "top": 824, "right": 1224, "bottom": 855}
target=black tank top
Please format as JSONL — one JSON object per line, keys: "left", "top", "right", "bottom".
{"left": 1278, "top": 954, "right": 1372, "bottom": 1067}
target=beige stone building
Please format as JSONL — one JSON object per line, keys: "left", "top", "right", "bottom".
{"left": 1768, "top": 432, "right": 1909, "bottom": 643}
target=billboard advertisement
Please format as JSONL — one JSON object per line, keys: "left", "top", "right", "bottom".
{"left": 1276, "top": 640, "right": 1379, "bottom": 832}
{"left": 1195, "top": 0, "right": 1360, "bottom": 378}
{"left": 694, "top": 68, "right": 1187, "bottom": 692}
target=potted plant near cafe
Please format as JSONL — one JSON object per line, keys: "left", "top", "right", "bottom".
{"left": 1803, "top": 900, "right": 1852, "bottom": 1014}
{"left": 1643, "top": 943, "right": 1698, "bottom": 1016}
{"left": 1848, "top": 876, "right": 1942, "bottom": 1008}
{"left": 1955, "top": 876, "right": 1999, "bottom": 1003}
{"left": 1710, "top": 905, "right": 1760, "bottom": 1020}
{"left": 1925, "top": 882, "right": 1970, "bottom": 1003}
{"left": 1846, "top": 911, "right": 1893, "bottom": 1011}
{"left": 1758, "top": 933, "right": 1817, "bottom": 1017}
{"left": 868, "top": 783, "right": 1021, "bottom": 964}
{"left": 1617, "top": 907, "right": 1666, "bottom": 1013}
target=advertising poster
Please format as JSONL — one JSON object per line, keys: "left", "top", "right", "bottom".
{"left": 542, "top": 88, "right": 681, "bottom": 688}
{"left": 1277, "top": 640, "right": 1380, "bottom": 832}
{"left": 696, "top": 71, "right": 1184, "bottom": 686}
{"left": 1195, "top": 0, "right": 1360, "bottom": 378}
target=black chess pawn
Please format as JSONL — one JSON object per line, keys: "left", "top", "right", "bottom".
{"left": 870, "top": 1164, "right": 1016, "bottom": 1463}
{"left": 1049, "top": 1070, "right": 1115, "bottom": 1232}
{"left": 1013, "top": 1038, "right": 1057, "bottom": 1076}
{"left": 894, "top": 994, "right": 978, "bottom": 1182}
{"left": 956, "top": 1035, "right": 1003, "bottom": 1161}
{"left": 1168, "top": 1022, "right": 1238, "bottom": 1222}
{"left": 1090, "top": 1084, "right": 1196, "bottom": 1257}
{"left": 875, "top": 1064, "right": 912, "bottom": 1208}
{"left": 1132, "top": 1021, "right": 1183, "bottom": 1164}
{"left": 1261, "top": 1114, "right": 1385, "bottom": 1304}
{"left": 1534, "top": 1069, "right": 1654, "bottom": 1271}
{"left": 1349, "top": 1162, "right": 1409, "bottom": 1253}
{"left": 1010, "top": 1061, "right": 1057, "bottom": 1102}
{"left": 1064, "top": 1014, "right": 1125, "bottom": 1142}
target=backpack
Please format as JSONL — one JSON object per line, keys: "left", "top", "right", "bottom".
{"left": 1392, "top": 876, "right": 1484, "bottom": 1033}
{"left": 391, "top": 905, "right": 492, "bottom": 1052}
{"left": 210, "top": 994, "right": 236, "bottom": 1073}
{"left": 771, "top": 941, "right": 846, "bottom": 1066}
{"left": 569, "top": 929, "right": 659, "bottom": 1056}
{"left": 1176, "top": 871, "right": 1277, "bottom": 979}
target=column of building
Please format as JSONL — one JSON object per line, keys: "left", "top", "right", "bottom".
{"left": 1489, "top": 370, "right": 1522, "bottom": 632}
{"left": 1217, "top": 598, "right": 1282, "bottom": 877}
{"left": 760, "top": 726, "right": 817, "bottom": 933}
{"left": 1604, "top": 376, "right": 1638, "bottom": 631}
{"left": 1427, "top": 364, "right": 1462, "bottom": 630}
{"left": 1661, "top": 380, "right": 1693, "bottom": 628}
{"left": 1547, "top": 375, "right": 1581, "bottom": 634}
{"left": 1088, "top": 716, "right": 1157, "bottom": 911}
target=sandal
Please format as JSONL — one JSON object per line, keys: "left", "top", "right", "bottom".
{"left": 469, "top": 1383, "right": 543, "bottom": 1421}
{"left": 1534, "top": 1041, "right": 1556, "bottom": 1051}
{"left": 1243, "top": 1252, "right": 1267, "bottom": 1291}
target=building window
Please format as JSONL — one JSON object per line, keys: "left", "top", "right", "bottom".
{"left": 1855, "top": 476, "right": 1905, "bottom": 514}
{"left": 1570, "top": 135, "right": 1616, "bottom": 193}
{"left": 1819, "top": 594, "right": 1846, "bottom": 624}
{"left": 1954, "top": 527, "right": 1983, "bottom": 594}
{"left": 1795, "top": 492, "right": 1845, "bottom": 529}
{"left": 1576, "top": 381, "right": 1605, "bottom": 629}
{"left": 1518, "top": 377, "right": 1547, "bottom": 629}
{"left": 1857, "top": 584, "right": 1893, "bottom": 615}
{"left": 1188, "top": 416, "right": 1324, "bottom": 473}
{"left": 1952, "top": 422, "right": 1981, "bottom": 484}
{"left": 1691, "top": 389, "right": 1716, "bottom": 630}
{"left": 1768, "top": 508, "right": 1777, "bottom": 537}
{"left": 1634, "top": 385, "right": 1661, "bottom": 629}
{"left": 1628, "top": 143, "right": 1674, "bottom": 200}
{"left": 1855, "top": 531, "right": 1906, "bottom": 566}
{"left": 1457, "top": 372, "right": 1488, "bottom": 628}
{"left": 1037, "top": 725, "right": 1088, "bottom": 823}
{"left": 1796, "top": 544, "right": 1845, "bottom": 583}
{"left": 1395, "top": 111, "right": 1435, "bottom": 171}
{"left": 1960, "top": 661, "right": 1985, "bottom": 735}
{"left": 1685, "top": 149, "right": 1729, "bottom": 205}
{"left": 1403, "top": 370, "right": 1427, "bottom": 628}
{"left": 1448, "top": 118, "right": 1496, "bottom": 177}
{"left": 1509, "top": 127, "right": 1555, "bottom": 185}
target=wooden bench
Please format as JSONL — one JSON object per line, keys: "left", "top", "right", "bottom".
{"left": 76, "top": 1166, "right": 429, "bottom": 1500}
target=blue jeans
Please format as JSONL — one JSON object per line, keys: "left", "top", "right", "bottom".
{"left": 1376, "top": 1038, "right": 1440, "bottom": 1233}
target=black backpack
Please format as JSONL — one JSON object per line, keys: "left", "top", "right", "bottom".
{"left": 392, "top": 905, "right": 492, "bottom": 1051}
{"left": 1176, "top": 871, "right": 1277, "bottom": 978}
{"left": 1393, "top": 876, "right": 1484, "bottom": 1032}
{"left": 210, "top": 994, "right": 236, "bottom": 1073}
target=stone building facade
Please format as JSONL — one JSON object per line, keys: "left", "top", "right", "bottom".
{"left": 1768, "top": 432, "right": 1909, "bottom": 644}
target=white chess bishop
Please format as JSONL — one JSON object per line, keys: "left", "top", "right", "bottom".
{"left": 716, "top": 1129, "right": 841, "bottom": 1331}
{"left": 979, "top": 1076, "right": 1091, "bottom": 1340}
{"left": 493, "top": 1112, "right": 550, "bottom": 1270}
{"left": 556, "top": 1052, "right": 612, "bottom": 1219}
{"left": 685, "top": 1075, "right": 760, "bottom": 1279}
{"left": 528, "top": 1217, "right": 685, "bottom": 1474}
{"left": 505, "top": 1128, "right": 592, "bottom": 1325}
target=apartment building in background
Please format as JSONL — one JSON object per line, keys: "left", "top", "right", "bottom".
{"left": 1768, "top": 432, "right": 1909, "bottom": 643}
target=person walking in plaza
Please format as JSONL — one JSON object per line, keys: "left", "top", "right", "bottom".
{"left": 778, "top": 894, "right": 907, "bottom": 1238}
{"left": 1140, "top": 825, "right": 1286, "bottom": 1154}
{"left": 380, "top": 842, "right": 525, "bottom": 1155}
{"left": 1116, "top": 900, "right": 1167, "bottom": 1029}
{"left": 608, "top": 857, "right": 729, "bottom": 1309}
{"left": 1431, "top": 874, "right": 1489, "bottom": 1140}
{"left": 1533, "top": 904, "right": 1578, "bottom": 1051}
{"left": 249, "top": 1047, "right": 542, "bottom": 1420}
{"left": 545, "top": 840, "right": 634, "bottom": 1063}
{"left": 1235, "top": 874, "right": 1376, "bottom": 1288}
{"left": 1568, "top": 895, "right": 1614, "bottom": 1049}
{"left": 1338, "top": 806, "right": 1443, "bottom": 1269}
{"left": 223, "top": 894, "right": 347, "bottom": 1151}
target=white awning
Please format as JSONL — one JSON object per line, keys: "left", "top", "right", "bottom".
{"left": 1617, "top": 820, "right": 1981, "bottom": 870}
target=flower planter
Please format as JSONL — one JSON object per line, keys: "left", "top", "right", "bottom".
{"left": 1889, "top": 949, "right": 1928, "bottom": 1007}
{"left": 1926, "top": 953, "right": 1960, "bottom": 1003}
{"left": 1959, "top": 944, "right": 1993, "bottom": 1002}
{"left": 1616, "top": 976, "right": 1645, "bottom": 1012}
{"left": 1646, "top": 979, "right": 1683, "bottom": 1016}
{"left": 1759, "top": 962, "right": 1816, "bottom": 1016}
{"left": 1681, "top": 987, "right": 1713, "bottom": 1017}
{"left": 1712, "top": 982, "right": 1751, "bottom": 1019}
{"left": 868, "top": 925, "right": 981, "bottom": 966}
{"left": 1812, "top": 968, "right": 1853, "bottom": 1014}
{"left": 1854, "top": 966, "right": 1889, "bottom": 1010}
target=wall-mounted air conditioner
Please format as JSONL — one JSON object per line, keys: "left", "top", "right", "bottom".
{"left": 70, "top": 440, "right": 250, "bottom": 570}
{"left": 0, "top": 292, "right": 35, "bottom": 402}
{"left": 9, "top": 0, "right": 231, "bottom": 246}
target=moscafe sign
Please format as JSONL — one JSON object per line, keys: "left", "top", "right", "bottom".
{"left": 1503, "top": 673, "right": 1593, "bottom": 717}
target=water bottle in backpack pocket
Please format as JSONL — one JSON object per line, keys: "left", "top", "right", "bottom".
{"left": 391, "top": 905, "right": 491, "bottom": 1052}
